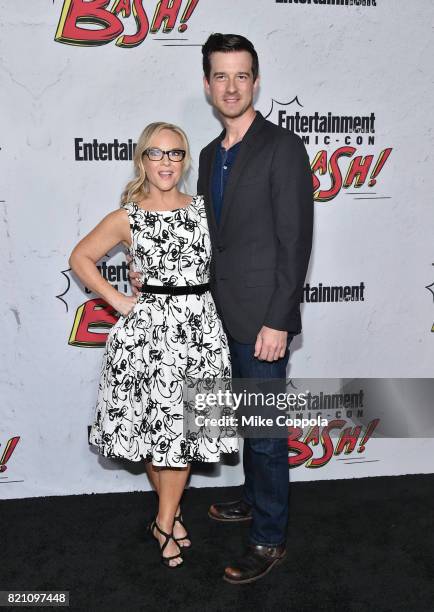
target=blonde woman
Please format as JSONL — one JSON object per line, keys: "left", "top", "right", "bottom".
{"left": 69, "top": 122, "right": 237, "bottom": 568}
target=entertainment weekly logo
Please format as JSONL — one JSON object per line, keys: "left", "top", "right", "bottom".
{"left": 57, "top": 252, "right": 128, "bottom": 347}
{"left": 75, "top": 138, "right": 136, "bottom": 162}
{"left": 55, "top": 0, "right": 200, "bottom": 48}
{"left": 288, "top": 417, "right": 379, "bottom": 468}
{"left": 302, "top": 282, "right": 365, "bottom": 303}
{"left": 266, "top": 96, "right": 392, "bottom": 203}
{"left": 283, "top": 382, "right": 379, "bottom": 468}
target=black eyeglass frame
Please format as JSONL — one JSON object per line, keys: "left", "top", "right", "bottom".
{"left": 144, "top": 148, "right": 186, "bottom": 162}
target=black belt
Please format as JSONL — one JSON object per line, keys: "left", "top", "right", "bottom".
{"left": 140, "top": 282, "right": 210, "bottom": 296}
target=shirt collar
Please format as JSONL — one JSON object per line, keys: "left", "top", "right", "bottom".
{"left": 217, "top": 110, "right": 264, "bottom": 147}
{"left": 220, "top": 140, "right": 242, "bottom": 154}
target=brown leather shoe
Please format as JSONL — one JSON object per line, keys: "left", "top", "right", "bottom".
{"left": 208, "top": 499, "right": 252, "bottom": 522}
{"left": 223, "top": 544, "right": 286, "bottom": 584}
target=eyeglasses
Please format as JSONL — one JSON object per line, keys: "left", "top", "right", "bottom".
{"left": 144, "top": 148, "right": 186, "bottom": 162}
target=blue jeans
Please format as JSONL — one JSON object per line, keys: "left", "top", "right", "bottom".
{"left": 228, "top": 336, "right": 290, "bottom": 547}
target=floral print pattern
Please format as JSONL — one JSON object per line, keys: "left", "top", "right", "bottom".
{"left": 89, "top": 196, "right": 238, "bottom": 466}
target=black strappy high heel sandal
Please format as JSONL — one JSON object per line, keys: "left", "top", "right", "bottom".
{"left": 173, "top": 513, "right": 191, "bottom": 549}
{"left": 148, "top": 519, "right": 184, "bottom": 568}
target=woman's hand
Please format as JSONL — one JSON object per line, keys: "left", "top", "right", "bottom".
{"left": 111, "top": 293, "right": 138, "bottom": 317}
{"left": 126, "top": 254, "right": 143, "bottom": 296}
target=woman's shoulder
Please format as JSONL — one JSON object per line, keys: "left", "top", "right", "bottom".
{"left": 95, "top": 207, "right": 131, "bottom": 236}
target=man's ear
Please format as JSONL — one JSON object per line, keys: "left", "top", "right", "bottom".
{"left": 253, "top": 75, "right": 260, "bottom": 93}
{"left": 203, "top": 75, "right": 210, "bottom": 95}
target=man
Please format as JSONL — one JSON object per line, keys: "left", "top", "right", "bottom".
{"left": 131, "top": 33, "right": 313, "bottom": 583}
{"left": 198, "top": 33, "right": 313, "bottom": 584}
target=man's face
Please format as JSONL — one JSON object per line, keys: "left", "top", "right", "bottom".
{"left": 204, "top": 50, "right": 259, "bottom": 120}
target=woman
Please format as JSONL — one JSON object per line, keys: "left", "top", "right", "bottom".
{"left": 69, "top": 122, "right": 237, "bottom": 568}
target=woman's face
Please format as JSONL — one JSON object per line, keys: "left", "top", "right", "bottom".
{"left": 143, "top": 129, "right": 186, "bottom": 193}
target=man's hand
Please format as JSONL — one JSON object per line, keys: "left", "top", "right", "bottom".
{"left": 254, "top": 326, "right": 288, "bottom": 361}
{"left": 126, "top": 254, "right": 143, "bottom": 296}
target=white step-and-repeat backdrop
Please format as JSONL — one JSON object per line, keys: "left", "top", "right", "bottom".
{"left": 1, "top": 0, "right": 433, "bottom": 499}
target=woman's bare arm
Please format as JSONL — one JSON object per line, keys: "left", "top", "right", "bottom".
{"left": 69, "top": 209, "right": 136, "bottom": 315}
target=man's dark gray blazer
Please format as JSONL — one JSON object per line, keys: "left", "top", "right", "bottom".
{"left": 197, "top": 111, "right": 314, "bottom": 344}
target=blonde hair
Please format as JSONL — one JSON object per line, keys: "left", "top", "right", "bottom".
{"left": 121, "top": 122, "right": 191, "bottom": 205}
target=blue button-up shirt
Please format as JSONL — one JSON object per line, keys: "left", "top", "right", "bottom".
{"left": 211, "top": 141, "right": 242, "bottom": 226}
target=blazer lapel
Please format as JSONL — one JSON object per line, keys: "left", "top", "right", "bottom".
{"left": 218, "top": 111, "right": 266, "bottom": 233}
{"left": 218, "top": 140, "right": 254, "bottom": 232}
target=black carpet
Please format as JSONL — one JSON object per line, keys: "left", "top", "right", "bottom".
{"left": 2, "top": 474, "right": 434, "bottom": 612}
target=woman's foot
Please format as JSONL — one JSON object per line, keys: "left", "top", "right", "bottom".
{"left": 173, "top": 510, "right": 191, "bottom": 548}
{"left": 151, "top": 520, "right": 183, "bottom": 567}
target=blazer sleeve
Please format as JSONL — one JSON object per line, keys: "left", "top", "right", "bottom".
{"left": 263, "top": 132, "right": 314, "bottom": 333}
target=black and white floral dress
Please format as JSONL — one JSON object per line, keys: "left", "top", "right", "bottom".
{"left": 89, "top": 195, "right": 238, "bottom": 466}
